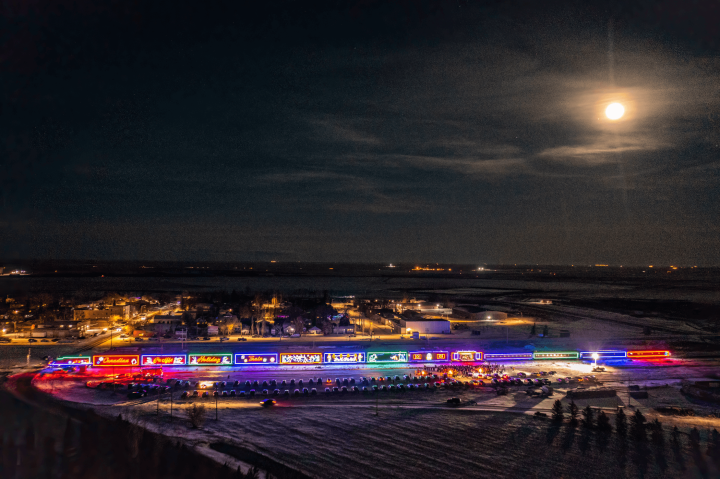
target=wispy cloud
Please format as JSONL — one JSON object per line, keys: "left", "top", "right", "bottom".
{"left": 308, "top": 116, "right": 382, "bottom": 146}
{"left": 256, "top": 170, "right": 356, "bottom": 183}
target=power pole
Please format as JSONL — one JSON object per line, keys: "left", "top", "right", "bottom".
{"left": 215, "top": 385, "right": 218, "bottom": 421}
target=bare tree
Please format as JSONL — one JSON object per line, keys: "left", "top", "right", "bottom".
{"left": 187, "top": 404, "right": 207, "bottom": 428}
{"left": 292, "top": 317, "right": 304, "bottom": 335}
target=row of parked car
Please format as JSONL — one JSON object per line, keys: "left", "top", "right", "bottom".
{"left": 122, "top": 373, "right": 495, "bottom": 400}
{"left": 178, "top": 382, "right": 446, "bottom": 400}
{"left": 490, "top": 373, "right": 597, "bottom": 387}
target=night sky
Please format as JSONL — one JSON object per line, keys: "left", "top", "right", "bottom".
{"left": 2, "top": 1, "right": 719, "bottom": 265}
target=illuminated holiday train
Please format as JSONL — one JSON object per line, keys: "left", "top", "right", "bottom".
{"left": 50, "top": 349, "right": 670, "bottom": 368}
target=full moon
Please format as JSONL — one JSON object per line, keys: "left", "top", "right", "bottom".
{"left": 605, "top": 102, "right": 625, "bottom": 120}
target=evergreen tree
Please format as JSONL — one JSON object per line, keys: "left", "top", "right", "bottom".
{"left": 530, "top": 323, "right": 536, "bottom": 336}
{"left": 616, "top": 408, "right": 628, "bottom": 436}
{"left": 597, "top": 410, "right": 612, "bottom": 432}
{"left": 650, "top": 418, "right": 664, "bottom": 445}
{"left": 708, "top": 429, "right": 720, "bottom": 465}
{"left": 568, "top": 400, "right": 579, "bottom": 426}
{"left": 551, "top": 399, "right": 564, "bottom": 422}
{"left": 581, "top": 405, "right": 594, "bottom": 428}
{"left": 689, "top": 427, "right": 700, "bottom": 447}
{"left": 671, "top": 426, "right": 681, "bottom": 447}
{"left": 630, "top": 409, "right": 647, "bottom": 441}
{"left": 542, "top": 324, "right": 549, "bottom": 336}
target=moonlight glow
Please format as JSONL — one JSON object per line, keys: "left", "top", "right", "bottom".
{"left": 605, "top": 102, "right": 625, "bottom": 120}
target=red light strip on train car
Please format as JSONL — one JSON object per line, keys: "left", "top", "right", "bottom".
{"left": 626, "top": 350, "right": 670, "bottom": 358}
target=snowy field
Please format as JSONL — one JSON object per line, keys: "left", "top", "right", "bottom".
{"left": 28, "top": 358, "right": 720, "bottom": 478}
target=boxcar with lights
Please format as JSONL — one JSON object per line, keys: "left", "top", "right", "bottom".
{"left": 533, "top": 351, "right": 579, "bottom": 360}
{"left": 235, "top": 353, "right": 279, "bottom": 365}
{"left": 188, "top": 354, "right": 233, "bottom": 366}
{"left": 49, "top": 356, "right": 93, "bottom": 367}
{"left": 367, "top": 351, "right": 408, "bottom": 363}
{"left": 579, "top": 351, "right": 626, "bottom": 360}
{"left": 279, "top": 352, "right": 322, "bottom": 365}
{"left": 92, "top": 354, "right": 140, "bottom": 367}
{"left": 323, "top": 352, "right": 366, "bottom": 364}
{"left": 451, "top": 351, "right": 483, "bottom": 362}
{"left": 141, "top": 354, "right": 187, "bottom": 366}
{"left": 627, "top": 350, "right": 671, "bottom": 359}
{"left": 484, "top": 352, "right": 533, "bottom": 361}
{"left": 409, "top": 351, "right": 449, "bottom": 362}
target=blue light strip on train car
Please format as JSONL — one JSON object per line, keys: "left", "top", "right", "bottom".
{"left": 579, "top": 350, "right": 627, "bottom": 359}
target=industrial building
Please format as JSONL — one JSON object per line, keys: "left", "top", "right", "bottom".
{"left": 397, "top": 318, "right": 450, "bottom": 334}
{"left": 452, "top": 306, "right": 508, "bottom": 321}
{"left": 483, "top": 311, "right": 508, "bottom": 321}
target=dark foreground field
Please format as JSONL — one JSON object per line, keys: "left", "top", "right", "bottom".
{"left": 4, "top": 372, "right": 720, "bottom": 478}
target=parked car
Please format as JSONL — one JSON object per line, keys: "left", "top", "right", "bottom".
{"left": 28, "top": 338, "right": 37, "bottom": 343}
{"left": 237, "top": 337, "right": 247, "bottom": 341}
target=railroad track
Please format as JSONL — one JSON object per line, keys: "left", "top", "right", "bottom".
{"left": 73, "top": 332, "right": 117, "bottom": 354}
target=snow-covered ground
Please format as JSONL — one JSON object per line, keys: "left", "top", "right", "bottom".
{"left": 30, "top": 358, "right": 720, "bottom": 479}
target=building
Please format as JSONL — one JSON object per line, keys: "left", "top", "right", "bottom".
{"left": 452, "top": 306, "right": 508, "bottom": 321}
{"left": 307, "top": 326, "right": 323, "bottom": 335}
{"left": 108, "top": 304, "right": 131, "bottom": 320}
{"left": 150, "top": 314, "right": 184, "bottom": 325}
{"left": 73, "top": 308, "right": 112, "bottom": 321}
{"left": 333, "top": 325, "right": 355, "bottom": 335}
{"left": 452, "top": 306, "right": 486, "bottom": 320}
{"left": 398, "top": 318, "right": 450, "bottom": 334}
{"left": 483, "top": 311, "right": 508, "bottom": 321}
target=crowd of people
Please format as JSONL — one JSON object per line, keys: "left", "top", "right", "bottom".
{"left": 421, "top": 363, "right": 512, "bottom": 378}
